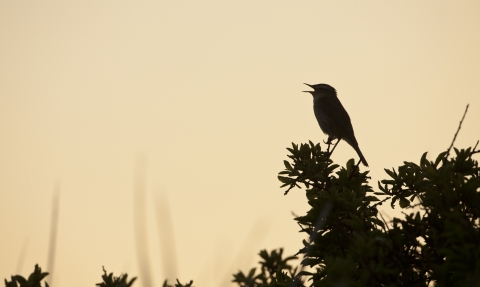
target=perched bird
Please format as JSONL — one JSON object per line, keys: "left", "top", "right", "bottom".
{"left": 303, "top": 83, "right": 368, "bottom": 167}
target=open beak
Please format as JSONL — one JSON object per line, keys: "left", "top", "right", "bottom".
{"left": 303, "top": 83, "right": 313, "bottom": 93}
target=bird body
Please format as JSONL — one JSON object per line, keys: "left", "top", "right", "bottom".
{"left": 304, "top": 83, "right": 368, "bottom": 167}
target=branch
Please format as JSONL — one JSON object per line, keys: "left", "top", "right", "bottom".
{"left": 284, "top": 176, "right": 324, "bottom": 195}
{"left": 471, "top": 140, "right": 480, "bottom": 157}
{"left": 445, "top": 104, "right": 469, "bottom": 159}
{"left": 370, "top": 196, "right": 391, "bottom": 209}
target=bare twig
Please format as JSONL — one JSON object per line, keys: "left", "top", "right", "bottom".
{"left": 284, "top": 181, "right": 301, "bottom": 195}
{"left": 46, "top": 184, "right": 60, "bottom": 286}
{"left": 370, "top": 196, "right": 391, "bottom": 209}
{"left": 284, "top": 176, "right": 324, "bottom": 195}
{"left": 472, "top": 140, "right": 480, "bottom": 156}
{"left": 445, "top": 104, "right": 469, "bottom": 159}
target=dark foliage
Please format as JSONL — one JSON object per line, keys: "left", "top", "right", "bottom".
{"left": 161, "top": 279, "right": 194, "bottom": 287}
{"left": 4, "top": 264, "right": 49, "bottom": 287}
{"left": 96, "top": 267, "right": 137, "bottom": 287}
{"left": 232, "top": 249, "right": 302, "bottom": 287}
{"left": 234, "top": 141, "right": 480, "bottom": 287}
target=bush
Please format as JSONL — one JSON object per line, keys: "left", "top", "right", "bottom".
{"left": 234, "top": 141, "right": 480, "bottom": 287}
{"left": 4, "top": 264, "right": 49, "bottom": 287}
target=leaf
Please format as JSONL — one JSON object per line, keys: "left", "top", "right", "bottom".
{"left": 399, "top": 197, "right": 410, "bottom": 208}
{"left": 420, "top": 152, "right": 429, "bottom": 168}
{"left": 284, "top": 160, "right": 293, "bottom": 171}
{"left": 370, "top": 217, "right": 385, "bottom": 227}
{"left": 377, "top": 181, "right": 388, "bottom": 193}
{"left": 384, "top": 168, "right": 397, "bottom": 179}
{"left": 381, "top": 179, "right": 396, "bottom": 185}
{"left": 341, "top": 219, "right": 357, "bottom": 227}
{"left": 365, "top": 196, "right": 380, "bottom": 201}
{"left": 278, "top": 176, "right": 292, "bottom": 184}
{"left": 297, "top": 270, "right": 313, "bottom": 277}
{"left": 391, "top": 197, "right": 398, "bottom": 208}
{"left": 435, "top": 151, "right": 448, "bottom": 166}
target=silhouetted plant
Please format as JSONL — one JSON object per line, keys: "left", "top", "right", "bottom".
{"left": 234, "top": 139, "right": 480, "bottom": 287}
{"left": 233, "top": 248, "right": 302, "bottom": 287}
{"left": 161, "top": 279, "right": 194, "bottom": 287}
{"left": 96, "top": 267, "right": 136, "bottom": 287}
{"left": 4, "top": 264, "right": 49, "bottom": 287}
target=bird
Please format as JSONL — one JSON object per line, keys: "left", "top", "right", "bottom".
{"left": 303, "top": 83, "right": 368, "bottom": 167}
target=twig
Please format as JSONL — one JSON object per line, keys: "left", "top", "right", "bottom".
{"left": 445, "top": 104, "right": 469, "bottom": 159}
{"left": 284, "top": 182, "right": 300, "bottom": 195}
{"left": 471, "top": 140, "right": 480, "bottom": 157}
{"left": 370, "top": 196, "right": 391, "bottom": 209}
{"left": 284, "top": 176, "right": 324, "bottom": 195}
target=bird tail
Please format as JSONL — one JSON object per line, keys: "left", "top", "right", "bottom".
{"left": 353, "top": 145, "right": 369, "bottom": 167}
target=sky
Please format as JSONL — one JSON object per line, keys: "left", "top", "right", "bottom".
{"left": 1, "top": 1, "right": 480, "bottom": 286}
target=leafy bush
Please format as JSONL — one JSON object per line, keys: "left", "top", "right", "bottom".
{"left": 96, "top": 267, "right": 136, "bottom": 287}
{"left": 232, "top": 249, "right": 301, "bottom": 287}
{"left": 3, "top": 266, "right": 194, "bottom": 287}
{"left": 4, "top": 264, "right": 49, "bottom": 287}
{"left": 234, "top": 141, "right": 480, "bottom": 287}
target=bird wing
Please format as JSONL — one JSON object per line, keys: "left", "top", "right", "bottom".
{"left": 317, "top": 96, "right": 357, "bottom": 144}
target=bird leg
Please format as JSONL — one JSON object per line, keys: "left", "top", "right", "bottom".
{"left": 329, "top": 138, "right": 340, "bottom": 156}
{"left": 324, "top": 138, "right": 340, "bottom": 173}
{"left": 325, "top": 136, "right": 337, "bottom": 155}
{"left": 325, "top": 138, "right": 339, "bottom": 157}
{"left": 322, "top": 138, "right": 340, "bottom": 190}
{"left": 324, "top": 135, "right": 335, "bottom": 145}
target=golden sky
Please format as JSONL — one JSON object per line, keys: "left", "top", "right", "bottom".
{"left": 1, "top": 1, "right": 480, "bottom": 286}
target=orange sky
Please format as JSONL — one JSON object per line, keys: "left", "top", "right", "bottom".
{"left": 1, "top": 1, "right": 480, "bottom": 286}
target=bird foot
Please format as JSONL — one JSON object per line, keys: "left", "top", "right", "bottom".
{"left": 324, "top": 136, "right": 336, "bottom": 145}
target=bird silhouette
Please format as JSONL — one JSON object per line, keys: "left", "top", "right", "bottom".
{"left": 303, "top": 83, "right": 368, "bottom": 167}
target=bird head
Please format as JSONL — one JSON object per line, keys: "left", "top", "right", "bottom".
{"left": 303, "top": 83, "right": 337, "bottom": 99}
